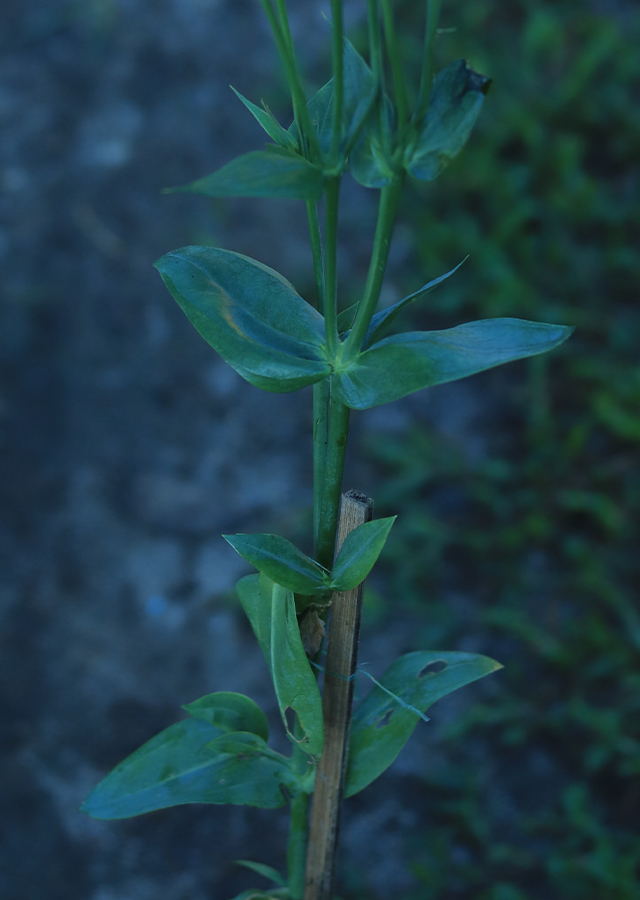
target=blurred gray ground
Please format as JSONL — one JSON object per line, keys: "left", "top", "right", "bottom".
{"left": 0, "top": 2, "right": 497, "bottom": 899}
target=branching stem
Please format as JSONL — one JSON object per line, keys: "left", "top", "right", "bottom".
{"left": 343, "top": 173, "right": 405, "bottom": 360}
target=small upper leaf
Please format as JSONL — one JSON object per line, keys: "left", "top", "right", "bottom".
{"left": 183, "top": 691, "right": 269, "bottom": 742}
{"left": 346, "top": 651, "right": 502, "bottom": 797}
{"left": 329, "top": 517, "right": 396, "bottom": 592}
{"left": 166, "top": 147, "right": 325, "bottom": 200}
{"left": 231, "top": 87, "right": 298, "bottom": 152}
{"left": 349, "top": 93, "right": 395, "bottom": 189}
{"left": 361, "top": 260, "right": 466, "bottom": 349}
{"left": 290, "top": 36, "right": 376, "bottom": 159}
{"left": 155, "top": 246, "right": 331, "bottom": 393}
{"left": 336, "top": 318, "right": 574, "bottom": 410}
{"left": 224, "top": 533, "right": 329, "bottom": 596}
{"left": 236, "top": 574, "right": 324, "bottom": 758}
{"left": 82, "top": 719, "right": 296, "bottom": 819}
{"left": 406, "top": 59, "right": 491, "bottom": 182}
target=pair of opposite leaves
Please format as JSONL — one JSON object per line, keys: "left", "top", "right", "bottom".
{"left": 169, "top": 41, "right": 493, "bottom": 196}
{"left": 82, "top": 579, "right": 501, "bottom": 821}
{"left": 155, "top": 245, "right": 572, "bottom": 410}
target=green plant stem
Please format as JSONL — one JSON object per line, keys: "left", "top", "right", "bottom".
{"left": 342, "top": 173, "right": 405, "bottom": 360}
{"left": 259, "top": 0, "right": 322, "bottom": 160}
{"left": 306, "top": 202, "right": 325, "bottom": 315}
{"left": 380, "top": 0, "right": 408, "bottom": 129}
{"left": 306, "top": 201, "right": 329, "bottom": 554}
{"left": 414, "top": 0, "right": 441, "bottom": 125}
{"left": 288, "top": 718, "right": 312, "bottom": 900}
{"left": 288, "top": 791, "right": 309, "bottom": 900}
{"left": 324, "top": 178, "right": 341, "bottom": 359}
{"left": 312, "top": 381, "right": 330, "bottom": 554}
{"left": 330, "top": 0, "right": 344, "bottom": 164}
{"left": 315, "top": 385, "right": 351, "bottom": 570}
{"left": 367, "top": 0, "right": 384, "bottom": 87}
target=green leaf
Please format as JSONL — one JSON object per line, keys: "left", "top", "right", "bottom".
{"left": 406, "top": 59, "right": 491, "bottom": 182}
{"left": 349, "top": 93, "right": 395, "bottom": 188}
{"left": 236, "top": 574, "right": 324, "bottom": 758}
{"left": 165, "top": 147, "right": 325, "bottom": 200}
{"left": 231, "top": 87, "right": 298, "bottom": 152}
{"left": 336, "top": 318, "right": 574, "bottom": 410}
{"left": 337, "top": 302, "right": 359, "bottom": 334}
{"left": 290, "top": 37, "right": 376, "bottom": 158}
{"left": 82, "top": 720, "right": 297, "bottom": 819}
{"left": 329, "top": 517, "right": 396, "bottom": 592}
{"left": 361, "top": 260, "right": 467, "bottom": 349}
{"left": 224, "top": 533, "right": 329, "bottom": 596}
{"left": 235, "top": 860, "right": 287, "bottom": 887}
{"left": 154, "top": 246, "right": 331, "bottom": 393}
{"left": 346, "top": 651, "right": 502, "bottom": 797}
{"left": 183, "top": 691, "right": 269, "bottom": 742}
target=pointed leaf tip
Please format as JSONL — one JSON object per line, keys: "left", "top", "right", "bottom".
{"left": 329, "top": 517, "right": 396, "bottom": 591}
{"left": 166, "top": 148, "right": 325, "bottom": 201}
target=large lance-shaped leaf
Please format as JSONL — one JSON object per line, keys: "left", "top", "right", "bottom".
{"left": 166, "top": 146, "right": 325, "bottom": 200}
{"left": 236, "top": 574, "right": 324, "bottom": 758}
{"left": 224, "top": 533, "right": 330, "bottom": 596}
{"left": 406, "top": 59, "right": 491, "bottom": 182}
{"left": 183, "top": 691, "right": 269, "bottom": 742}
{"left": 82, "top": 719, "right": 297, "bottom": 819}
{"left": 336, "top": 318, "right": 574, "bottom": 410}
{"left": 328, "top": 517, "right": 396, "bottom": 591}
{"left": 346, "top": 651, "right": 502, "bottom": 797}
{"left": 155, "top": 246, "right": 331, "bottom": 393}
{"left": 290, "top": 36, "right": 376, "bottom": 157}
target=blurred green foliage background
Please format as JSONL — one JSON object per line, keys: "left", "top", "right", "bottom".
{"left": 347, "top": 1, "right": 640, "bottom": 897}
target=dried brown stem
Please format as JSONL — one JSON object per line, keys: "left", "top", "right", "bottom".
{"left": 304, "top": 490, "right": 374, "bottom": 900}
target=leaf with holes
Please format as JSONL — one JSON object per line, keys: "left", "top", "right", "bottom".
{"left": 183, "top": 692, "right": 269, "bottom": 742}
{"left": 345, "top": 651, "right": 502, "bottom": 796}
{"left": 224, "top": 533, "right": 330, "bottom": 596}
{"left": 236, "top": 574, "right": 324, "bottom": 758}
{"left": 328, "top": 517, "right": 396, "bottom": 591}
{"left": 155, "top": 246, "right": 331, "bottom": 393}
{"left": 406, "top": 59, "right": 491, "bottom": 182}
{"left": 165, "top": 146, "right": 325, "bottom": 200}
{"left": 82, "top": 719, "right": 297, "bottom": 819}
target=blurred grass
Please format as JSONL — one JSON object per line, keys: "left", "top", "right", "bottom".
{"left": 357, "top": 1, "right": 640, "bottom": 897}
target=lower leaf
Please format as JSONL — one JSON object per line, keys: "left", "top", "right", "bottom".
{"left": 346, "top": 650, "right": 502, "bottom": 797}
{"left": 82, "top": 719, "right": 297, "bottom": 819}
{"left": 237, "top": 574, "right": 324, "bottom": 758}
